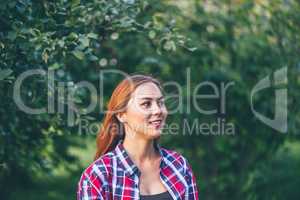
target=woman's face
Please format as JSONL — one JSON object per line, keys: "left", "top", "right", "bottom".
{"left": 119, "top": 82, "right": 168, "bottom": 139}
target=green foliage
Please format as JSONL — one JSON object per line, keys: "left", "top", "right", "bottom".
{"left": 244, "top": 141, "right": 300, "bottom": 200}
{"left": 108, "top": 0, "right": 300, "bottom": 199}
{"left": 1, "top": 0, "right": 300, "bottom": 199}
{"left": 0, "top": 0, "right": 185, "bottom": 197}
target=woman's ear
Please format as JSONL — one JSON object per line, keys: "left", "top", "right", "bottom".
{"left": 116, "top": 113, "right": 126, "bottom": 123}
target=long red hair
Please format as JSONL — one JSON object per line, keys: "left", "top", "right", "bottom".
{"left": 94, "top": 74, "right": 162, "bottom": 160}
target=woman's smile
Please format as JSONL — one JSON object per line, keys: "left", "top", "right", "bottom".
{"left": 149, "top": 119, "right": 163, "bottom": 129}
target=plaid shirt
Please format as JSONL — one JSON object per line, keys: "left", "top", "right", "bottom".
{"left": 77, "top": 140, "right": 199, "bottom": 200}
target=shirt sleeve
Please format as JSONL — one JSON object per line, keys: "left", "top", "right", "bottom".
{"left": 184, "top": 159, "right": 199, "bottom": 200}
{"left": 77, "top": 169, "right": 109, "bottom": 200}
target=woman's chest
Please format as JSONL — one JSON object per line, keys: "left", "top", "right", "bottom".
{"left": 138, "top": 167, "right": 167, "bottom": 195}
{"left": 107, "top": 166, "right": 187, "bottom": 200}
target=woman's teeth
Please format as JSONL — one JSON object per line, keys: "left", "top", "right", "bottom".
{"left": 150, "top": 120, "right": 162, "bottom": 126}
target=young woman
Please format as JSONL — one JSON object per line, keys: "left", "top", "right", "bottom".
{"left": 77, "top": 74, "right": 199, "bottom": 200}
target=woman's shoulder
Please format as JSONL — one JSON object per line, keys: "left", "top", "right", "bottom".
{"left": 77, "top": 152, "right": 117, "bottom": 198}
{"left": 160, "top": 147, "right": 191, "bottom": 172}
{"left": 79, "top": 151, "right": 115, "bottom": 183}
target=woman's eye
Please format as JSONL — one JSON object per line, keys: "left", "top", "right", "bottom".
{"left": 158, "top": 100, "right": 164, "bottom": 106}
{"left": 141, "top": 102, "right": 151, "bottom": 108}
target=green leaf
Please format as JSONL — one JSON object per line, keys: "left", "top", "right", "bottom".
{"left": 148, "top": 30, "right": 156, "bottom": 39}
{"left": 49, "top": 63, "right": 60, "bottom": 70}
{"left": 79, "top": 37, "right": 90, "bottom": 47}
{"left": 88, "top": 55, "right": 98, "bottom": 61}
{"left": 0, "top": 69, "right": 13, "bottom": 80}
{"left": 163, "top": 40, "right": 176, "bottom": 51}
{"left": 57, "top": 40, "right": 65, "bottom": 47}
{"left": 72, "top": 50, "right": 85, "bottom": 60}
{"left": 187, "top": 47, "right": 197, "bottom": 52}
{"left": 87, "top": 33, "right": 98, "bottom": 39}
{"left": 71, "top": 0, "right": 81, "bottom": 7}
{"left": 144, "top": 21, "right": 152, "bottom": 28}
{"left": 69, "top": 32, "right": 78, "bottom": 40}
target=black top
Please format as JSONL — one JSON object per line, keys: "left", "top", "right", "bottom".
{"left": 140, "top": 191, "right": 173, "bottom": 200}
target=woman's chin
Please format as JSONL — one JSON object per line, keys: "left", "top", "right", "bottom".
{"left": 146, "top": 130, "right": 162, "bottom": 139}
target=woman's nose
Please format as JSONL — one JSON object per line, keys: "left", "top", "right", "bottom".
{"left": 152, "top": 102, "right": 162, "bottom": 115}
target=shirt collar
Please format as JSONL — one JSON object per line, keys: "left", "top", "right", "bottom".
{"left": 114, "top": 139, "right": 167, "bottom": 177}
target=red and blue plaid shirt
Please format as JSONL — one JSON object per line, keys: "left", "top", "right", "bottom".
{"left": 77, "top": 140, "right": 199, "bottom": 200}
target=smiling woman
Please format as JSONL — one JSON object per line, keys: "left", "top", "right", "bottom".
{"left": 77, "top": 74, "right": 199, "bottom": 200}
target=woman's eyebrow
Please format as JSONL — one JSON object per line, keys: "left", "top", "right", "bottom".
{"left": 139, "top": 96, "right": 164, "bottom": 100}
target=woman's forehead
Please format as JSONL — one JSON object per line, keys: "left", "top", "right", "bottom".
{"left": 132, "top": 82, "right": 162, "bottom": 97}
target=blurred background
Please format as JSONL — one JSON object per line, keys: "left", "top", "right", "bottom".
{"left": 0, "top": 0, "right": 300, "bottom": 199}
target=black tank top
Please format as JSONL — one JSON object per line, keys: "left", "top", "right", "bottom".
{"left": 140, "top": 191, "right": 173, "bottom": 200}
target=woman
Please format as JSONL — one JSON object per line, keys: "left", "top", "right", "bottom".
{"left": 77, "top": 74, "right": 199, "bottom": 200}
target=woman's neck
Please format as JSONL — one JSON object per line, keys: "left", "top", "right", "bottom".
{"left": 122, "top": 133, "right": 159, "bottom": 166}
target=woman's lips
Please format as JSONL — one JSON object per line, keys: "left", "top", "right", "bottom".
{"left": 149, "top": 120, "right": 163, "bottom": 129}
